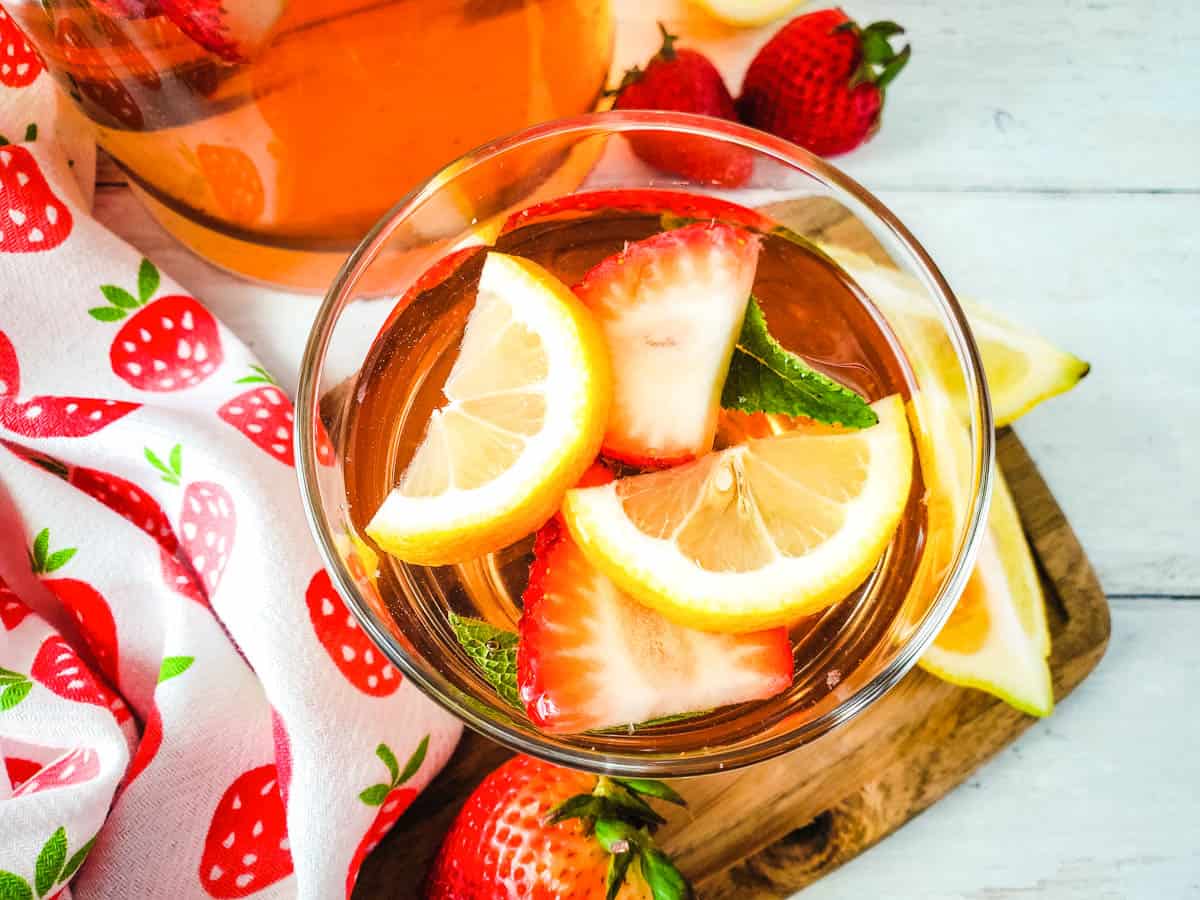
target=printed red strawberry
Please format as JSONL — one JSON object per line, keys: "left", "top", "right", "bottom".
{"left": 126, "top": 655, "right": 193, "bottom": 784}
{"left": 147, "top": 443, "right": 237, "bottom": 595}
{"left": 1, "top": 576, "right": 31, "bottom": 630}
{"left": 32, "top": 529, "right": 120, "bottom": 687}
{"left": 271, "top": 709, "right": 292, "bottom": 807}
{"left": 54, "top": 19, "right": 143, "bottom": 129}
{"left": 500, "top": 188, "right": 773, "bottom": 236}
{"left": 518, "top": 518, "right": 792, "bottom": 733}
{"left": 345, "top": 737, "right": 428, "bottom": 898}
{"left": 305, "top": 569, "right": 400, "bottom": 697}
{"left": 161, "top": 547, "right": 209, "bottom": 606}
{"left": 8, "top": 446, "right": 179, "bottom": 554}
{"left": 89, "top": 259, "right": 224, "bottom": 392}
{"left": 0, "top": 7, "right": 43, "bottom": 87}
{"left": 0, "top": 144, "right": 73, "bottom": 253}
{"left": 0, "top": 332, "right": 140, "bottom": 436}
{"left": 738, "top": 9, "right": 911, "bottom": 156}
{"left": 218, "top": 365, "right": 334, "bottom": 467}
{"left": 159, "top": 0, "right": 286, "bottom": 63}
{"left": 613, "top": 25, "right": 751, "bottom": 187}
{"left": 12, "top": 747, "right": 100, "bottom": 797}
{"left": 32, "top": 635, "right": 131, "bottom": 725}
{"left": 426, "top": 754, "right": 691, "bottom": 899}
{"left": 5, "top": 756, "right": 41, "bottom": 790}
{"left": 199, "top": 764, "right": 293, "bottom": 898}
{"left": 573, "top": 222, "right": 759, "bottom": 466}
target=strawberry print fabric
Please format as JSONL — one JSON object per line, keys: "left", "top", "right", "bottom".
{"left": 1, "top": 59, "right": 460, "bottom": 900}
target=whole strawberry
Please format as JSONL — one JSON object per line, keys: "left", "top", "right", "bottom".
{"left": 614, "top": 25, "right": 750, "bottom": 187}
{"left": 739, "top": 9, "right": 910, "bottom": 157}
{"left": 425, "top": 754, "right": 691, "bottom": 899}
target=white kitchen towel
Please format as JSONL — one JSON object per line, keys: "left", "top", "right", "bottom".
{"left": 0, "top": 34, "right": 460, "bottom": 900}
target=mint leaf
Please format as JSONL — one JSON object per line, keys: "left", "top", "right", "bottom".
{"left": 448, "top": 614, "right": 521, "bottom": 710}
{"left": 722, "top": 297, "right": 877, "bottom": 428}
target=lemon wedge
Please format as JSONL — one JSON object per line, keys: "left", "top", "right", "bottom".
{"left": 691, "top": 0, "right": 807, "bottom": 28}
{"left": 562, "top": 394, "right": 912, "bottom": 632}
{"left": 921, "top": 466, "right": 1054, "bottom": 716}
{"left": 823, "top": 247, "right": 1089, "bottom": 426}
{"left": 366, "top": 252, "right": 611, "bottom": 566}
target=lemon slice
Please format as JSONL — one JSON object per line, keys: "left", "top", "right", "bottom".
{"left": 366, "top": 252, "right": 611, "bottom": 566}
{"left": 920, "top": 466, "right": 1053, "bottom": 716}
{"left": 822, "top": 247, "right": 1089, "bottom": 427}
{"left": 562, "top": 394, "right": 912, "bottom": 632}
{"left": 691, "top": 0, "right": 807, "bottom": 28}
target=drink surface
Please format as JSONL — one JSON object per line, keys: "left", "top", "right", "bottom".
{"left": 343, "top": 206, "right": 932, "bottom": 743}
{"left": 12, "top": 0, "right": 612, "bottom": 286}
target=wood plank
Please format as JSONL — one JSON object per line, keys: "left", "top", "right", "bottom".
{"left": 352, "top": 430, "right": 1110, "bottom": 898}
{"left": 612, "top": 0, "right": 1200, "bottom": 192}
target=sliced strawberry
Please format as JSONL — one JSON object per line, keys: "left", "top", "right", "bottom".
{"left": 1, "top": 577, "right": 31, "bottom": 631}
{"left": 5, "top": 756, "right": 42, "bottom": 791}
{"left": 159, "top": 0, "right": 285, "bottom": 63}
{"left": 31, "top": 529, "right": 121, "bottom": 687}
{"left": 518, "top": 520, "right": 793, "bottom": 734}
{"left": 179, "top": 481, "right": 235, "bottom": 595}
{"left": 573, "top": 222, "right": 759, "bottom": 466}
{"left": 0, "top": 8, "right": 43, "bottom": 88}
{"left": 501, "top": 188, "right": 772, "bottom": 236}
{"left": 345, "top": 738, "right": 427, "bottom": 898}
{"left": 12, "top": 747, "right": 100, "bottom": 797}
{"left": 218, "top": 366, "right": 334, "bottom": 468}
{"left": 31, "top": 635, "right": 131, "bottom": 725}
{"left": 0, "top": 145, "right": 74, "bottom": 253}
{"left": 305, "top": 569, "right": 400, "bottom": 697}
{"left": 199, "top": 764, "right": 293, "bottom": 898}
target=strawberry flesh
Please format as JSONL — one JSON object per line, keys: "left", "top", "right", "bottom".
{"left": 500, "top": 188, "right": 773, "bottom": 235}
{"left": 573, "top": 222, "right": 759, "bottom": 466}
{"left": 518, "top": 518, "right": 793, "bottom": 734}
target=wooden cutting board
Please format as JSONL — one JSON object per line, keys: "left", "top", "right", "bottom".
{"left": 352, "top": 200, "right": 1109, "bottom": 897}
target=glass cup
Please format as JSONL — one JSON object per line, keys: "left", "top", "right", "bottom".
{"left": 296, "top": 111, "right": 994, "bottom": 777}
{"left": 4, "top": 0, "right": 614, "bottom": 292}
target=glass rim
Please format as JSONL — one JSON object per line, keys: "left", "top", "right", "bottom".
{"left": 296, "top": 110, "right": 995, "bottom": 777}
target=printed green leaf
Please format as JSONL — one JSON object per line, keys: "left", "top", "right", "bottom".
{"left": 1, "top": 681, "right": 32, "bottom": 711}
{"left": 397, "top": 735, "right": 429, "bottom": 785}
{"left": 32, "top": 528, "right": 49, "bottom": 573}
{"left": 44, "top": 548, "right": 76, "bottom": 574}
{"left": 59, "top": 837, "right": 95, "bottom": 883}
{"left": 137, "top": 259, "right": 159, "bottom": 303}
{"left": 722, "top": 297, "right": 878, "bottom": 428}
{"left": 0, "top": 872, "right": 33, "bottom": 900}
{"left": 168, "top": 444, "right": 182, "bottom": 477}
{"left": 24, "top": 123, "right": 37, "bottom": 142}
{"left": 158, "top": 656, "right": 194, "bottom": 683}
{"left": 144, "top": 447, "right": 180, "bottom": 485}
{"left": 88, "top": 307, "right": 126, "bottom": 323}
{"left": 375, "top": 743, "right": 400, "bottom": 784}
{"left": 358, "top": 784, "right": 390, "bottom": 807}
{"left": 235, "top": 364, "right": 275, "bottom": 385}
{"left": 448, "top": 614, "right": 522, "bottom": 709}
{"left": 99, "top": 285, "right": 139, "bottom": 310}
{"left": 0, "top": 136, "right": 8, "bottom": 148}
{"left": 0, "top": 667, "right": 26, "bottom": 684}
{"left": 34, "top": 828, "right": 67, "bottom": 897}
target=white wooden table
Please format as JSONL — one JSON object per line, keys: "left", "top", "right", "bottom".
{"left": 92, "top": 1, "right": 1200, "bottom": 895}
